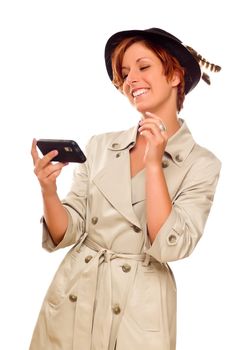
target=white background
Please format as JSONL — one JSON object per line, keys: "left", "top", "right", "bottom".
{"left": 0, "top": 1, "right": 248, "bottom": 349}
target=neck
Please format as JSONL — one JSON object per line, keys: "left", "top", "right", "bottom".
{"left": 140, "top": 109, "right": 181, "bottom": 138}
{"left": 164, "top": 115, "right": 181, "bottom": 138}
{"left": 140, "top": 91, "right": 181, "bottom": 137}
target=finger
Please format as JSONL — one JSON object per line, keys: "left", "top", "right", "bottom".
{"left": 36, "top": 161, "right": 67, "bottom": 179}
{"left": 31, "top": 139, "right": 58, "bottom": 168}
{"left": 145, "top": 111, "right": 161, "bottom": 121}
{"left": 140, "top": 116, "right": 167, "bottom": 133}
{"left": 39, "top": 162, "right": 65, "bottom": 177}
{"left": 34, "top": 151, "right": 58, "bottom": 176}
{"left": 31, "top": 138, "right": 39, "bottom": 165}
{"left": 139, "top": 123, "right": 165, "bottom": 137}
{"left": 47, "top": 167, "right": 65, "bottom": 181}
{"left": 159, "top": 126, "right": 168, "bottom": 135}
{"left": 144, "top": 111, "right": 167, "bottom": 131}
{"left": 139, "top": 126, "right": 168, "bottom": 150}
{"left": 42, "top": 150, "right": 59, "bottom": 164}
{"left": 139, "top": 129, "right": 154, "bottom": 142}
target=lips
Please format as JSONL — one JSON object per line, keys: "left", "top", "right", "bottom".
{"left": 132, "top": 88, "right": 149, "bottom": 99}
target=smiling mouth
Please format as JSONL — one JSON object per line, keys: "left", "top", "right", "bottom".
{"left": 132, "top": 88, "right": 149, "bottom": 99}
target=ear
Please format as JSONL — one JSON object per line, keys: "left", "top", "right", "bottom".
{"left": 171, "top": 71, "right": 181, "bottom": 87}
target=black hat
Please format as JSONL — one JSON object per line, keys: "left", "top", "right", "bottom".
{"left": 104, "top": 27, "right": 221, "bottom": 94}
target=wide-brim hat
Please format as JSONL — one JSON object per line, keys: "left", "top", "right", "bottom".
{"left": 104, "top": 27, "right": 201, "bottom": 94}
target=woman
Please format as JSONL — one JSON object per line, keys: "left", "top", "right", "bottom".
{"left": 30, "top": 28, "right": 221, "bottom": 350}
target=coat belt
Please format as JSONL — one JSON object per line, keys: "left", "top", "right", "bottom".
{"left": 73, "top": 235, "right": 150, "bottom": 350}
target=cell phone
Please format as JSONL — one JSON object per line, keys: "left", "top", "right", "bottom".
{"left": 36, "top": 139, "right": 86, "bottom": 163}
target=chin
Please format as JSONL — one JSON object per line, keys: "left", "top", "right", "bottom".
{"left": 134, "top": 103, "right": 149, "bottom": 114}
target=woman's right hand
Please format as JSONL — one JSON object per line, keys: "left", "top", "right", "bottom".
{"left": 31, "top": 138, "right": 68, "bottom": 196}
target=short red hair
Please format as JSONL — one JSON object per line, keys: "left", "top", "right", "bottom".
{"left": 111, "top": 37, "right": 186, "bottom": 112}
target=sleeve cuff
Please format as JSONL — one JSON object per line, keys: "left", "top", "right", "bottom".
{"left": 145, "top": 208, "right": 184, "bottom": 262}
{"left": 41, "top": 206, "right": 83, "bottom": 252}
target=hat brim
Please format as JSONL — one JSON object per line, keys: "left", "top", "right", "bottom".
{"left": 104, "top": 29, "right": 201, "bottom": 94}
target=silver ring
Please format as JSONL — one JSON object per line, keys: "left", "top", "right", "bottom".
{"left": 159, "top": 122, "right": 166, "bottom": 132}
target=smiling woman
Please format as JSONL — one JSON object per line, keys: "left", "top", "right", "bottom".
{"left": 120, "top": 42, "right": 182, "bottom": 117}
{"left": 111, "top": 37, "right": 185, "bottom": 112}
{"left": 29, "top": 27, "right": 222, "bottom": 350}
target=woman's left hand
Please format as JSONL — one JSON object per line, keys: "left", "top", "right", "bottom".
{"left": 138, "top": 111, "right": 168, "bottom": 167}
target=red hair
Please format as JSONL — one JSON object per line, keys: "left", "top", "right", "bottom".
{"left": 111, "top": 37, "right": 186, "bottom": 111}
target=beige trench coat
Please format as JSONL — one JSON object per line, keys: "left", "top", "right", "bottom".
{"left": 29, "top": 120, "right": 221, "bottom": 350}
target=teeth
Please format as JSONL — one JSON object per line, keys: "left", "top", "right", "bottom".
{"left": 132, "top": 89, "right": 148, "bottom": 97}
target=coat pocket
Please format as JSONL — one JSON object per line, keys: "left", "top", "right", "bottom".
{"left": 127, "top": 266, "right": 161, "bottom": 332}
{"left": 45, "top": 248, "right": 83, "bottom": 307}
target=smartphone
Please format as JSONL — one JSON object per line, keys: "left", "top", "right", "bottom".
{"left": 36, "top": 139, "right": 86, "bottom": 163}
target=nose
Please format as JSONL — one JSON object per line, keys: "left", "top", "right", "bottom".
{"left": 125, "top": 69, "right": 139, "bottom": 86}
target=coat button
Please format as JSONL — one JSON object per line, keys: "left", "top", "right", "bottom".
{"left": 69, "top": 294, "right": 77, "bottom": 302}
{"left": 112, "top": 304, "right": 121, "bottom": 315}
{"left": 122, "top": 263, "right": 131, "bottom": 273}
{"left": 112, "top": 143, "right": 120, "bottom": 149}
{"left": 175, "top": 154, "right": 183, "bottom": 162}
{"left": 162, "top": 160, "right": 169, "bottom": 168}
{"left": 85, "top": 255, "right": 93, "bottom": 263}
{"left": 91, "top": 217, "right": 98, "bottom": 225}
{"left": 168, "top": 234, "right": 177, "bottom": 244}
{"left": 116, "top": 153, "right": 121, "bottom": 158}
{"left": 132, "top": 225, "right": 141, "bottom": 233}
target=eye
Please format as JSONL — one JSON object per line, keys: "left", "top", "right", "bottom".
{"left": 122, "top": 73, "right": 128, "bottom": 81}
{"left": 121, "top": 69, "right": 129, "bottom": 81}
{"left": 140, "top": 65, "right": 150, "bottom": 71}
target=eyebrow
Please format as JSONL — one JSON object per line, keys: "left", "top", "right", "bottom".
{"left": 122, "top": 57, "right": 151, "bottom": 70}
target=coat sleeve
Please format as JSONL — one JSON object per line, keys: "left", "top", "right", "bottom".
{"left": 145, "top": 155, "right": 221, "bottom": 263}
{"left": 42, "top": 137, "right": 94, "bottom": 252}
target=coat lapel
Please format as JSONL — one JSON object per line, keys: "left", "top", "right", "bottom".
{"left": 92, "top": 119, "right": 195, "bottom": 230}
{"left": 93, "top": 126, "right": 142, "bottom": 229}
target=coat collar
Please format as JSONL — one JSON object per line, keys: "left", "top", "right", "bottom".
{"left": 93, "top": 119, "right": 195, "bottom": 228}
{"left": 107, "top": 124, "right": 138, "bottom": 151}
{"left": 166, "top": 119, "right": 195, "bottom": 166}
{"left": 108, "top": 119, "right": 195, "bottom": 166}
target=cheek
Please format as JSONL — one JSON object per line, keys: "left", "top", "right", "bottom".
{"left": 122, "top": 84, "right": 131, "bottom": 99}
{"left": 122, "top": 86, "right": 128, "bottom": 96}
{"left": 123, "top": 89, "right": 135, "bottom": 105}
